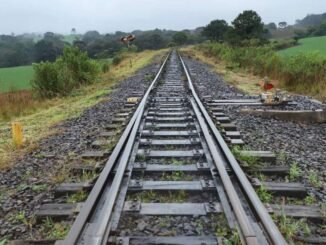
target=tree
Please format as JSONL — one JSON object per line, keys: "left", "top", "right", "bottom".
{"left": 224, "top": 28, "right": 241, "bottom": 46}
{"left": 71, "top": 28, "right": 76, "bottom": 35}
{"left": 232, "top": 10, "right": 265, "bottom": 40}
{"left": 172, "top": 32, "right": 188, "bottom": 45}
{"left": 134, "top": 32, "right": 166, "bottom": 50}
{"left": 265, "top": 22, "right": 277, "bottom": 30}
{"left": 34, "top": 34, "right": 66, "bottom": 62}
{"left": 83, "top": 31, "right": 101, "bottom": 43}
{"left": 278, "top": 22, "right": 287, "bottom": 29}
{"left": 312, "top": 20, "right": 326, "bottom": 36}
{"left": 0, "top": 35, "right": 34, "bottom": 67}
{"left": 202, "top": 19, "right": 229, "bottom": 41}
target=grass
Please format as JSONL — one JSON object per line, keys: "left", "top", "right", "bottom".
{"left": 308, "top": 170, "right": 321, "bottom": 188}
{"left": 181, "top": 46, "right": 267, "bottom": 95}
{"left": 289, "top": 162, "right": 302, "bottom": 181}
{"left": 0, "top": 91, "right": 42, "bottom": 120}
{"left": 67, "top": 191, "right": 88, "bottom": 203}
{"left": 231, "top": 146, "right": 262, "bottom": 170}
{"left": 39, "top": 218, "right": 70, "bottom": 239}
{"left": 276, "top": 212, "right": 311, "bottom": 242}
{"left": 0, "top": 49, "right": 167, "bottom": 169}
{"left": 182, "top": 43, "right": 326, "bottom": 101}
{"left": 279, "top": 36, "right": 326, "bottom": 56}
{"left": 0, "top": 65, "right": 33, "bottom": 93}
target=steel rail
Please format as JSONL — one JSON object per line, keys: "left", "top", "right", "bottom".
{"left": 179, "top": 53, "right": 287, "bottom": 245}
{"left": 189, "top": 96, "right": 257, "bottom": 244}
{"left": 64, "top": 52, "right": 171, "bottom": 245}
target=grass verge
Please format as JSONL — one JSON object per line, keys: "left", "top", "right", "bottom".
{"left": 181, "top": 44, "right": 326, "bottom": 101}
{"left": 278, "top": 36, "right": 326, "bottom": 56}
{"left": 0, "top": 65, "right": 33, "bottom": 93}
{"left": 180, "top": 46, "right": 268, "bottom": 95}
{"left": 0, "top": 49, "right": 167, "bottom": 169}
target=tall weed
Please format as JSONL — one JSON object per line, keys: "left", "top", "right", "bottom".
{"left": 197, "top": 42, "right": 326, "bottom": 100}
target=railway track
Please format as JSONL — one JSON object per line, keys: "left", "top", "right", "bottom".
{"left": 60, "top": 51, "right": 286, "bottom": 245}
{"left": 17, "top": 51, "right": 325, "bottom": 245}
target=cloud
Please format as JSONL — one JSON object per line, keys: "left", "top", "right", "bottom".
{"left": 0, "top": 0, "right": 325, "bottom": 34}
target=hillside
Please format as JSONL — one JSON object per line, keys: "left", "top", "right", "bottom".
{"left": 295, "top": 12, "right": 326, "bottom": 27}
{"left": 278, "top": 36, "right": 326, "bottom": 56}
{"left": 0, "top": 65, "right": 33, "bottom": 92}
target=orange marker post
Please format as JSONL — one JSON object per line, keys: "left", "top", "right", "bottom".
{"left": 12, "top": 122, "right": 24, "bottom": 148}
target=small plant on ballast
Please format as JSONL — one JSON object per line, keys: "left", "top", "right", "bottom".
{"left": 224, "top": 229, "right": 241, "bottom": 245}
{"left": 304, "top": 193, "right": 317, "bottom": 205}
{"left": 256, "top": 174, "right": 272, "bottom": 203}
{"left": 289, "top": 162, "right": 302, "bottom": 181}
{"left": 39, "top": 218, "right": 71, "bottom": 239}
{"left": 308, "top": 170, "right": 321, "bottom": 188}
{"left": 67, "top": 191, "right": 88, "bottom": 203}
{"left": 257, "top": 185, "right": 272, "bottom": 203}
{"left": 277, "top": 209, "right": 311, "bottom": 241}
{"left": 231, "top": 146, "right": 261, "bottom": 170}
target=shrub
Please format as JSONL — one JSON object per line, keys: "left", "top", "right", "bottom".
{"left": 112, "top": 55, "right": 122, "bottom": 66}
{"left": 32, "top": 46, "right": 100, "bottom": 98}
{"left": 101, "top": 62, "right": 110, "bottom": 73}
{"left": 197, "top": 42, "right": 326, "bottom": 99}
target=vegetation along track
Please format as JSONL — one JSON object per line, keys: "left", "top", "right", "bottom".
{"left": 18, "top": 51, "right": 325, "bottom": 245}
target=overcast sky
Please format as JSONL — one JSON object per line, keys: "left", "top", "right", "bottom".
{"left": 0, "top": 0, "right": 325, "bottom": 34}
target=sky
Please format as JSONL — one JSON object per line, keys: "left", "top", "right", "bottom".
{"left": 0, "top": 0, "right": 325, "bottom": 35}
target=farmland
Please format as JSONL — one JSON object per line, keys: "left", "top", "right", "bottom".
{"left": 0, "top": 65, "right": 33, "bottom": 93}
{"left": 278, "top": 36, "right": 326, "bottom": 56}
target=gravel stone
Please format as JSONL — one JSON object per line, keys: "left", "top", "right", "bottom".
{"left": 183, "top": 57, "right": 326, "bottom": 198}
{"left": 0, "top": 62, "right": 160, "bottom": 240}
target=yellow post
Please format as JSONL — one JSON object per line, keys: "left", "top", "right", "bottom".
{"left": 12, "top": 122, "right": 24, "bottom": 148}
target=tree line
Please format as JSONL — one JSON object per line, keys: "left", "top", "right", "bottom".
{"left": 0, "top": 29, "right": 203, "bottom": 68}
{"left": 1, "top": 10, "right": 325, "bottom": 69}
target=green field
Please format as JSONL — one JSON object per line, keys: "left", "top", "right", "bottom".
{"left": 278, "top": 36, "right": 326, "bottom": 56}
{"left": 0, "top": 65, "right": 33, "bottom": 93}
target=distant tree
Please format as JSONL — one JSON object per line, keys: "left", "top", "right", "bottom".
{"left": 0, "top": 35, "right": 34, "bottom": 67}
{"left": 172, "top": 32, "right": 188, "bottom": 45}
{"left": 265, "top": 22, "right": 277, "bottom": 30}
{"left": 73, "top": 40, "right": 87, "bottom": 51}
{"left": 83, "top": 31, "right": 101, "bottom": 43}
{"left": 71, "top": 28, "right": 76, "bottom": 35}
{"left": 278, "top": 22, "right": 287, "bottom": 29}
{"left": 312, "top": 20, "right": 326, "bottom": 36}
{"left": 295, "top": 13, "right": 326, "bottom": 27}
{"left": 232, "top": 10, "right": 265, "bottom": 40}
{"left": 44, "top": 32, "right": 56, "bottom": 39}
{"left": 224, "top": 28, "right": 241, "bottom": 46}
{"left": 34, "top": 34, "right": 66, "bottom": 62}
{"left": 134, "top": 32, "right": 166, "bottom": 50}
{"left": 202, "top": 19, "right": 229, "bottom": 41}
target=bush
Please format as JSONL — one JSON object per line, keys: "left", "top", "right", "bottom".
{"left": 197, "top": 42, "right": 326, "bottom": 99}
{"left": 32, "top": 46, "right": 100, "bottom": 98}
{"left": 112, "top": 55, "right": 122, "bottom": 66}
{"left": 101, "top": 62, "right": 110, "bottom": 73}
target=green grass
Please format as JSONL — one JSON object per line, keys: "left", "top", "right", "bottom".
{"left": 279, "top": 36, "right": 326, "bottom": 56}
{"left": 0, "top": 49, "right": 167, "bottom": 169}
{"left": 0, "top": 65, "right": 33, "bottom": 93}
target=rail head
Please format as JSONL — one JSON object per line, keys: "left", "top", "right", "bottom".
{"left": 178, "top": 52, "right": 287, "bottom": 245}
